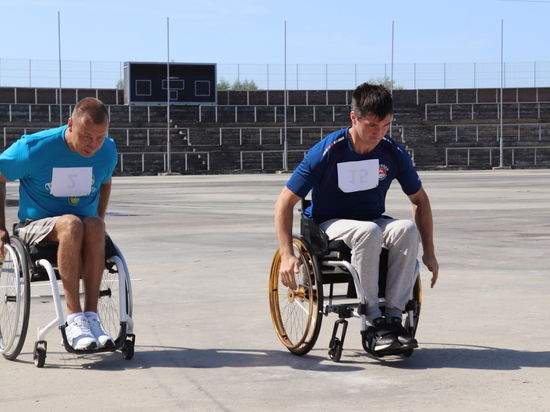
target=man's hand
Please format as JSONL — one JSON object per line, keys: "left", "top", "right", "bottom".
{"left": 279, "top": 253, "right": 301, "bottom": 291}
{"left": 0, "top": 227, "right": 10, "bottom": 259}
{"left": 422, "top": 252, "right": 439, "bottom": 288}
{"left": 408, "top": 187, "right": 439, "bottom": 289}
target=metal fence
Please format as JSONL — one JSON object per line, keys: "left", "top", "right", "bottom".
{"left": 2, "top": 58, "right": 550, "bottom": 91}
{"left": 445, "top": 146, "right": 550, "bottom": 167}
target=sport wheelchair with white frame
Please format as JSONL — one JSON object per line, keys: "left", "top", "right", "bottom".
{"left": 269, "top": 201, "right": 422, "bottom": 362}
{"left": 0, "top": 231, "right": 135, "bottom": 367}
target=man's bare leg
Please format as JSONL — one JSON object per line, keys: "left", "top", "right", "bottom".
{"left": 80, "top": 216, "right": 114, "bottom": 348}
{"left": 45, "top": 214, "right": 85, "bottom": 315}
{"left": 44, "top": 214, "right": 99, "bottom": 349}
{"left": 81, "top": 216, "right": 105, "bottom": 313}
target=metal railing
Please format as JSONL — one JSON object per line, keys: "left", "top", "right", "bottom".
{"left": 434, "top": 123, "right": 550, "bottom": 143}
{"left": 445, "top": 146, "right": 550, "bottom": 167}
{"left": 2, "top": 126, "right": 191, "bottom": 148}
{"left": 217, "top": 126, "right": 348, "bottom": 146}
{"left": 425, "top": 101, "right": 550, "bottom": 121}
{"left": 239, "top": 150, "right": 307, "bottom": 170}
{"left": 118, "top": 151, "right": 209, "bottom": 173}
{"left": 239, "top": 147, "right": 414, "bottom": 170}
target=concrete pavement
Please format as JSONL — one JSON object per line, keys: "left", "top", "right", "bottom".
{"left": 1, "top": 170, "right": 550, "bottom": 411}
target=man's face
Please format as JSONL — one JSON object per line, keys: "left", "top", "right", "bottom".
{"left": 351, "top": 111, "right": 392, "bottom": 150}
{"left": 66, "top": 115, "right": 108, "bottom": 157}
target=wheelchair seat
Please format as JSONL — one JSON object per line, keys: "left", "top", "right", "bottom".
{"left": 23, "top": 234, "right": 116, "bottom": 282}
{"left": 300, "top": 217, "right": 390, "bottom": 300}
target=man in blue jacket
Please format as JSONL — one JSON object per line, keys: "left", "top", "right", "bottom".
{"left": 275, "top": 83, "right": 439, "bottom": 354}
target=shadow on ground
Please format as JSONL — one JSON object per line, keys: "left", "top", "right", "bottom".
{"left": 10, "top": 343, "right": 550, "bottom": 371}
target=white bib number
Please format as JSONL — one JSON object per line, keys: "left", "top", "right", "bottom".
{"left": 50, "top": 167, "right": 93, "bottom": 197}
{"left": 337, "top": 159, "right": 379, "bottom": 193}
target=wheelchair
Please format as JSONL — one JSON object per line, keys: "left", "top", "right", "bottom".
{"left": 269, "top": 202, "right": 422, "bottom": 362}
{"left": 0, "top": 230, "right": 135, "bottom": 367}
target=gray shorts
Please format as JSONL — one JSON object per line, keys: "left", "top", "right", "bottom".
{"left": 15, "top": 217, "right": 60, "bottom": 246}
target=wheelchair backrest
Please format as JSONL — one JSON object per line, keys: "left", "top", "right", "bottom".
{"left": 300, "top": 218, "right": 331, "bottom": 256}
{"left": 299, "top": 198, "right": 330, "bottom": 256}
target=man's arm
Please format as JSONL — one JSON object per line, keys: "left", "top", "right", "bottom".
{"left": 408, "top": 186, "right": 439, "bottom": 288}
{"left": 97, "top": 179, "right": 112, "bottom": 221}
{"left": 274, "top": 186, "right": 302, "bottom": 290}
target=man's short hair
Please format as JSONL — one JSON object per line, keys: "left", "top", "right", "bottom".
{"left": 71, "top": 97, "right": 109, "bottom": 124}
{"left": 351, "top": 83, "right": 394, "bottom": 120}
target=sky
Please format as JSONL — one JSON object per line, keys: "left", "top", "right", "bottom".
{"left": 1, "top": 0, "right": 549, "bottom": 65}
{"left": 1, "top": 0, "right": 550, "bottom": 89}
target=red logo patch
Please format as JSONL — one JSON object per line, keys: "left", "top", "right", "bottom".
{"left": 379, "top": 164, "right": 389, "bottom": 180}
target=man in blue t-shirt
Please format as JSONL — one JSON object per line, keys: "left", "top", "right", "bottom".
{"left": 275, "top": 83, "right": 439, "bottom": 355}
{"left": 0, "top": 97, "right": 118, "bottom": 351}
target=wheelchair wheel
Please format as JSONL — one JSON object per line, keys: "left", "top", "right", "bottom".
{"left": 0, "top": 239, "right": 31, "bottom": 360}
{"left": 406, "top": 275, "right": 422, "bottom": 338}
{"left": 269, "top": 237, "right": 323, "bottom": 356}
{"left": 402, "top": 275, "right": 422, "bottom": 358}
{"left": 97, "top": 250, "right": 132, "bottom": 345}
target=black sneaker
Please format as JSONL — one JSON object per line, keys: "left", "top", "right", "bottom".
{"left": 365, "top": 317, "right": 398, "bottom": 352}
{"left": 388, "top": 317, "right": 418, "bottom": 349}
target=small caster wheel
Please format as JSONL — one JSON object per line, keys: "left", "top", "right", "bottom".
{"left": 34, "top": 342, "right": 47, "bottom": 368}
{"left": 121, "top": 335, "right": 135, "bottom": 360}
{"left": 328, "top": 337, "right": 343, "bottom": 362}
{"left": 403, "top": 348, "right": 414, "bottom": 357}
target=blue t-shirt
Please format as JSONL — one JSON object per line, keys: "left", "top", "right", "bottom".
{"left": 286, "top": 128, "right": 421, "bottom": 223}
{"left": 0, "top": 125, "right": 118, "bottom": 221}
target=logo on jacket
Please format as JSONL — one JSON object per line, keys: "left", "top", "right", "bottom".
{"left": 379, "top": 164, "right": 389, "bottom": 181}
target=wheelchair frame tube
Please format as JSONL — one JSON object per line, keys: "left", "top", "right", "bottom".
{"left": 35, "top": 253, "right": 135, "bottom": 342}
{"left": 325, "top": 259, "right": 421, "bottom": 333}
{"left": 325, "top": 260, "right": 368, "bottom": 332}
{"left": 35, "top": 259, "right": 65, "bottom": 342}
{"left": 113, "top": 243, "right": 133, "bottom": 320}
{"left": 108, "top": 255, "right": 134, "bottom": 334}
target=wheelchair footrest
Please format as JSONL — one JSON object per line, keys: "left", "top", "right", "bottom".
{"left": 360, "top": 330, "right": 416, "bottom": 358}
{"left": 367, "top": 346, "right": 415, "bottom": 358}
{"left": 60, "top": 323, "right": 129, "bottom": 354}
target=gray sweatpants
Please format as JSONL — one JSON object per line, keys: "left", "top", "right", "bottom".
{"left": 319, "top": 218, "right": 420, "bottom": 322}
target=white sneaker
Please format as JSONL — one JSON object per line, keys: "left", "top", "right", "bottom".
{"left": 66, "top": 316, "right": 98, "bottom": 350}
{"left": 87, "top": 315, "right": 115, "bottom": 348}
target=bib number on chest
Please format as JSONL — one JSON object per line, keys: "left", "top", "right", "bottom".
{"left": 337, "top": 159, "right": 379, "bottom": 193}
{"left": 50, "top": 167, "right": 93, "bottom": 197}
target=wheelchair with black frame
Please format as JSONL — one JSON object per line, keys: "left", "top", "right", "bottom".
{"left": 269, "top": 200, "right": 422, "bottom": 362}
{"left": 0, "top": 228, "right": 135, "bottom": 367}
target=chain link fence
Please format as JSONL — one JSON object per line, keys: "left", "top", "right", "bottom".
{"left": 1, "top": 58, "right": 550, "bottom": 90}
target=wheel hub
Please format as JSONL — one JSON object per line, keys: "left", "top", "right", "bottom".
{"left": 287, "top": 286, "right": 307, "bottom": 303}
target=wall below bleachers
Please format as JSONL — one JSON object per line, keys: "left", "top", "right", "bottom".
{"left": 2, "top": 86, "right": 550, "bottom": 173}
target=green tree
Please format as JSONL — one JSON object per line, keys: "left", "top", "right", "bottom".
{"left": 240, "top": 79, "right": 258, "bottom": 90}
{"left": 367, "top": 76, "right": 405, "bottom": 90}
{"left": 217, "top": 77, "right": 231, "bottom": 91}
{"left": 218, "top": 77, "right": 259, "bottom": 91}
